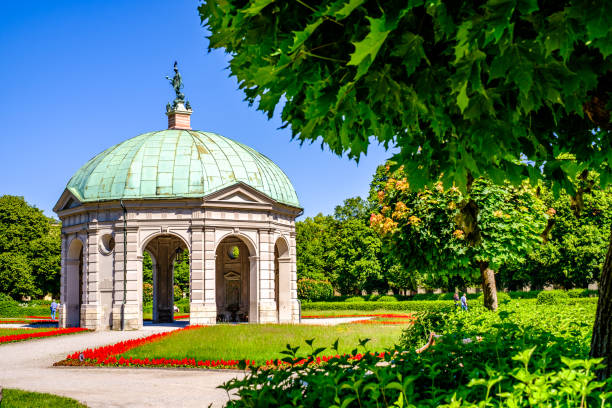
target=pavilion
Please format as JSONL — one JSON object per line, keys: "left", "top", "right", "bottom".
{"left": 53, "top": 64, "right": 302, "bottom": 330}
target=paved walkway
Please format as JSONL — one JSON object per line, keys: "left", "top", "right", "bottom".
{"left": 0, "top": 317, "right": 370, "bottom": 407}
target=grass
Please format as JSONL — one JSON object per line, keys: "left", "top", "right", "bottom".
{"left": 120, "top": 323, "right": 405, "bottom": 364}
{"left": 0, "top": 328, "right": 57, "bottom": 336}
{"left": 0, "top": 388, "right": 86, "bottom": 407}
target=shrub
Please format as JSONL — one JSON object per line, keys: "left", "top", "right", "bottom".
{"left": 173, "top": 285, "right": 182, "bottom": 302}
{"left": 175, "top": 298, "right": 190, "bottom": 313}
{"left": 302, "top": 300, "right": 453, "bottom": 313}
{"left": 222, "top": 301, "right": 608, "bottom": 407}
{"left": 376, "top": 295, "right": 398, "bottom": 302}
{"left": 536, "top": 290, "right": 570, "bottom": 305}
{"left": 297, "top": 279, "right": 334, "bottom": 301}
{"left": 508, "top": 290, "right": 541, "bottom": 299}
{"left": 477, "top": 291, "right": 511, "bottom": 304}
{"left": 143, "top": 283, "right": 153, "bottom": 304}
{"left": 0, "top": 293, "right": 19, "bottom": 317}
{"left": 344, "top": 296, "right": 366, "bottom": 302}
{"left": 567, "top": 288, "right": 598, "bottom": 298}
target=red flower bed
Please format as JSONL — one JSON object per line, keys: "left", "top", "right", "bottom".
{"left": 0, "top": 319, "right": 57, "bottom": 324}
{"left": 63, "top": 326, "right": 201, "bottom": 365}
{"left": 302, "top": 313, "right": 414, "bottom": 319}
{"left": 349, "top": 319, "right": 415, "bottom": 325}
{"left": 57, "top": 326, "right": 391, "bottom": 370}
{"left": 27, "top": 316, "right": 55, "bottom": 319}
{"left": 0, "top": 328, "right": 89, "bottom": 344}
{"left": 174, "top": 314, "right": 189, "bottom": 319}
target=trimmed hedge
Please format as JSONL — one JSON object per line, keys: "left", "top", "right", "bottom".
{"left": 0, "top": 293, "right": 20, "bottom": 317}
{"left": 175, "top": 298, "right": 190, "bottom": 313}
{"left": 314, "top": 289, "right": 598, "bottom": 303}
{"left": 297, "top": 279, "right": 334, "bottom": 301}
{"left": 301, "top": 300, "right": 453, "bottom": 313}
{"left": 477, "top": 291, "right": 511, "bottom": 304}
{"left": 536, "top": 290, "right": 569, "bottom": 305}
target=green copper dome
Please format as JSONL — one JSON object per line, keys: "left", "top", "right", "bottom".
{"left": 66, "top": 130, "right": 300, "bottom": 207}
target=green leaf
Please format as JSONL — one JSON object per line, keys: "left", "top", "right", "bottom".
{"left": 457, "top": 81, "right": 469, "bottom": 113}
{"left": 241, "top": 0, "right": 275, "bottom": 16}
{"left": 289, "top": 19, "right": 323, "bottom": 53}
{"left": 348, "top": 16, "right": 398, "bottom": 79}
{"left": 391, "top": 32, "right": 428, "bottom": 77}
{"left": 585, "top": 2, "right": 612, "bottom": 40}
{"left": 332, "top": 0, "right": 367, "bottom": 20}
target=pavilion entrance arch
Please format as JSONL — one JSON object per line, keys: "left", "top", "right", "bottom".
{"left": 274, "top": 236, "right": 292, "bottom": 323}
{"left": 141, "top": 233, "right": 189, "bottom": 323}
{"left": 65, "top": 237, "right": 85, "bottom": 327}
{"left": 215, "top": 234, "right": 257, "bottom": 323}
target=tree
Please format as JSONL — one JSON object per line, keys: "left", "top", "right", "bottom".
{"left": 296, "top": 214, "right": 336, "bottom": 282}
{"left": 0, "top": 195, "right": 60, "bottom": 299}
{"left": 0, "top": 252, "right": 37, "bottom": 299}
{"left": 370, "top": 165, "right": 547, "bottom": 309}
{"left": 173, "top": 250, "right": 190, "bottom": 295}
{"left": 333, "top": 196, "right": 371, "bottom": 222}
{"left": 201, "top": 0, "right": 612, "bottom": 377}
{"left": 500, "top": 176, "right": 612, "bottom": 290}
{"left": 330, "top": 218, "right": 383, "bottom": 295}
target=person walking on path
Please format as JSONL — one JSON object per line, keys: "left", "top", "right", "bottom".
{"left": 453, "top": 293, "right": 460, "bottom": 309}
{"left": 50, "top": 300, "right": 58, "bottom": 320}
{"left": 460, "top": 293, "right": 468, "bottom": 311}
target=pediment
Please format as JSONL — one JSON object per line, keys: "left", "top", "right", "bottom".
{"left": 224, "top": 271, "right": 241, "bottom": 280}
{"left": 53, "top": 189, "right": 82, "bottom": 213}
{"left": 203, "top": 182, "right": 276, "bottom": 206}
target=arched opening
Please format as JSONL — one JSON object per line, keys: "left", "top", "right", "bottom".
{"left": 215, "top": 236, "right": 253, "bottom": 322}
{"left": 142, "top": 234, "right": 189, "bottom": 323}
{"left": 275, "top": 237, "right": 291, "bottom": 323}
{"left": 65, "top": 238, "right": 84, "bottom": 327}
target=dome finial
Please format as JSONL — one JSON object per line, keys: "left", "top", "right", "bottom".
{"left": 165, "top": 61, "right": 192, "bottom": 130}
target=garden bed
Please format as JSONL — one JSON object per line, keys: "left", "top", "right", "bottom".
{"left": 55, "top": 322, "right": 405, "bottom": 369}
{"left": 0, "top": 318, "right": 57, "bottom": 324}
{"left": 0, "top": 327, "right": 89, "bottom": 344}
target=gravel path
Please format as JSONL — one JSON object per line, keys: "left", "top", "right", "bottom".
{"left": 0, "top": 317, "right": 369, "bottom": 407}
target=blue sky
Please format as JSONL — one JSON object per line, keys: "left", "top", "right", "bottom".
{"left": 0, "top": 1, "right": 394, "bottom": 219}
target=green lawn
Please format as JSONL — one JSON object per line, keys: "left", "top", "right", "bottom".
{"left": 121, "top": 323, "right": 405, "bottom": 364}
{"left": 0, "top": 328, "right": 57, "bottom": 336}
{"left": 0, "top": 388, "right": 86, "bottom": 407}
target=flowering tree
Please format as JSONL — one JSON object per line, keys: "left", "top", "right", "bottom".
{"left": 370, "top": 165, "right": 547, "bottom": 310}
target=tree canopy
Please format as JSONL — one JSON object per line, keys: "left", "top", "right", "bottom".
{"left": 369, "top": 164, "right": 547, "bottom": 308}
{"left": 200, "top": 0, "right": 612, "bottom": 191}
{"left": 0, "top": 195, "right": 60, "bottom": 299}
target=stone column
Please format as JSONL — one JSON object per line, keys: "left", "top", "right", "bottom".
{"left": 289, "top": 232, "right": 300, "bottom": 322}
{"left": 277, "top": 256, "right": 292, "bottom": 323}
{"left": 112, "top": 224, "right": 140, "bottom": 330}
{"left": 191, "top": 226, "right": 217, "bottom": 324}
{"left": 258, "top": 229, "right": 277, "bottom": 323}
{"left": 249, "top": 255, "right": 259, "bottom": 323}
{"left": 81, "top": 226, "right": 102, "bottom": 330}
{"left": 58, "top": 234, "right": 68, "bottom": 328}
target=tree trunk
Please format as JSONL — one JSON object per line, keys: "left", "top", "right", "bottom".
{"left": 480, "top": 262, "right": 498, "bottom": 311}
{"left": 590, "top": 225, "right": 612, "bottom": 380}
